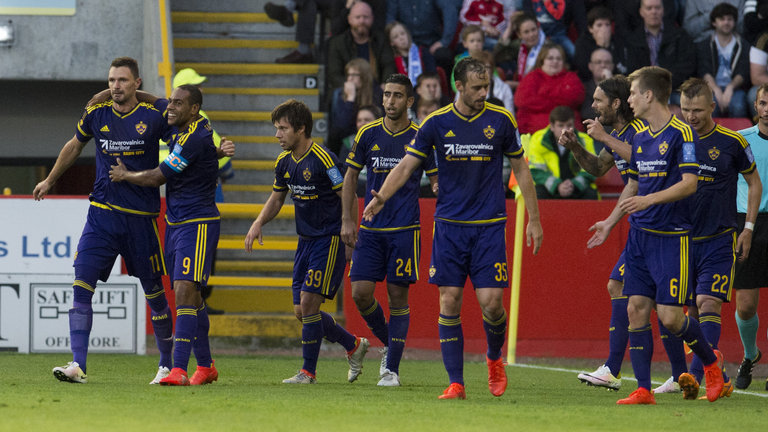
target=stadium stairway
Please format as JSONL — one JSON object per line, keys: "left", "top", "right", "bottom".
{"left": 170, "top": 0, "right": 334, "bottom": 343}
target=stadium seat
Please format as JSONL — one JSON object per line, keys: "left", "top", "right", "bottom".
{"left": 595, "top": 166, "right": 624, "bottom": 199}
{"left": 714, "top": 117, "right": 753, "bottom": 131}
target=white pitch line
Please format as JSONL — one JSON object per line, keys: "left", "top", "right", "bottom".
{"left": 510, "top": 362, "right": 768, "bottom": 398}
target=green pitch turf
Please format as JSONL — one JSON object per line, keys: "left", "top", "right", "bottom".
{"left": 1, "top": 352, "right": 766, "bottom": 432}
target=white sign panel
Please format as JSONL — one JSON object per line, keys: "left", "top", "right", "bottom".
{"left": 0, "top": 274, "right": 145, "bottom": 354}
{"left": 0, "top": 198, "right": 120, "bottom": 275}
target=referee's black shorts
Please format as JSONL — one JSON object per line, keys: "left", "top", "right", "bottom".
{"left": 734, "top": 212, "right": 768, "bottom": 290}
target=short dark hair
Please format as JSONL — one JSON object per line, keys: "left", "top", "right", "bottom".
{"left": 628, "top": 66, "right": 672, "bottom": 104}
{"left": 110, "top": 57, "right": 140, "bottom": 79}
{"left": 710, "top": 2, "right": 738, "bottom": 26}
{"left": 454, "top": 57, "right": 488, "bottom": 85}
{"left": 416, "top": 72, "right": 440, "bottom": 88}
{"left": 513, "top": 11, "right": 538, "bottom": 32}
{"left": 598, "top": 75, "right": 633, "bottom": 122}
{"left": 549, "top": 106, "right": 574, "bottom": 124}
{"left": 176, "top": 84, "right": 203, "bottom": 108}
{"left": 384, "top": 73, "right": 414, "bottom": 98}
{"left": 271, "top": 99, "right": 313, "bottom": 138}
{"left": 587, "top": 6, "right": 612, "bottom": 27}
{"left": 461, "top": 24, "right": 484, "bottom": 42}
{"left": 679, "top": 77, "right": 713, "bottom": 101}
{"left": 357, "top": 104, "right": 383, "bottom": 119}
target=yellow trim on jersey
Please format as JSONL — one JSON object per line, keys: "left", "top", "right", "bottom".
{"left": 73, "top": 280, "right": 95, "bottom": 293}
{"left": 627, "top": 168, "right": 639, "bottom": 176}
{"left": 380, "top": 120, "right": 418, "bottom": 138}
{"left": 77, "top": 122, "right": 92, "bottom": 138}
{"left": 105, "top": 202, "right": 161, "bottom": 217}
{"left": 310, "top": 143, "right": 336, "bottom": 169}
{"left": 670, "top": 117, "right": 694, "bottom": 142}
{"left": 90, "top": 201, "right": 112, "bottom": 211}
{"left": 275, "top": 150, "right": 291, "bottom": 167}
{"left": 504, "top": 148, "right": 524, "bottom": 158}
{"left": 152, "top": 219, "right": 167, "bottom": 274}
{"left": 194, "top": 224, "right": 208, "bottom": 282}
{"left": 692, "top": 227, "right": 735, "bottom": 242}
{"left": 165, "top": 215, "right": 221, "bottom": 226}
{"left": 176, "top": 117, "right": 201, "bottom": 147}
{"left": 420, "top": 104, "right": 453, "bottom": 128}
{"left": 406, "top": 147, "right": 428, "bottom": 158}
{"left": 436, "top": 216, "right": 507, "bottom": 225}
{"left": 346, "top": 158, "right": 364, "bottom": 169}
{"left": 451, "top": 103, "right": 487, "bottom": 122}
{"left": 679, "top": 163, "right": 698, "bottom": 169}
{"left": 413, "top": 229, "right": 420, "bottom": 280}
{"left": 638, "top": 227, "right": 690, "bottom": 235}
{"left": 322, "top": 236, "right": 340, "bottom": 296}
{"left": 485, "top": 103, "right": 518, "bottom": 128}
{"left": 678, "top": 236, "right": 689, "bottom": 304}
{"left": 354, "top": 118, "right": 383, "bottom": 143}
{"left": 359, "top": 224, "right": 420, "bottom": 232}
{"left": 646, "top": 116, "right": 675, "bottom": 138}
{"left": 85, "top": 100, "right": 113, "bottom": 115}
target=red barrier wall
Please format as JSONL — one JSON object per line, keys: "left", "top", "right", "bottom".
{"left": 342, "top": 199, "right": 768, "bottom": 363}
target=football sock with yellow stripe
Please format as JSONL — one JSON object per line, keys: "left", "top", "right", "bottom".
{"left": 605, "top": 296, "right": 629, "bottom": 377}
{"left": 690, "top": 312, "right": 725, "bottom": 383}
{"left": 173, "top": 305, "right": 198, "bottom": 371}
{"left": 628, "top": 324, "right": 653, "bottom": 390}
{"left": 675, "top": 315, "right": 716, "bottom": 365}
{"left": 193, "top": 303, "right": 212, "bottom": 368}
{"left": 439, "top": 314, "right": 464, "bottom": 385}
{"left": 70, "top": 301, "right": 93, "bottom": 374}
{"left": 320, "top": 311, "right": 356, "bottom": 351}
{"left": 659, "top": 318, "right": 687, "bottom": 382}
{"left": 359, "top": 300, "right": 389, "bottom": 345}
{"left": 302, "top": 313, "right": 324, "bottom": 375}
{"left": 482, "top": 311, "right": 506, "bottom": 361}
{"left": 387, "top": 305, "right": 410, "bottom": 373}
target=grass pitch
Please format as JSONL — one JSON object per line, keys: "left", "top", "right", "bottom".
{"left": 2, "top": 352, "right": 766, "bottom": 432}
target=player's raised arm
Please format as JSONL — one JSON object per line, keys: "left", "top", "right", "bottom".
{"left": 559, "top": 128, "right": 616, "bottom": 177}
{"left": 587, "top": 178, "right": 638, "bottom": 249}
{"left": 508, "top": 155, "right": 543, "bottom": 254}
{"left": 584, "top": 118, "right": 633, "bottom": 162}
{"left": 362, "top": 154, "right": 422, "bottom": 222}
{"left": 33, "top": 135, "right": 88, "bottom": 200}
{"left": 341, "top": 167, "right": 361, "bottom": 247}
{"left": 245, "top": 189, "right": 288, "bottom": 251}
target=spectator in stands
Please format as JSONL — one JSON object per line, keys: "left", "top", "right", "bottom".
{"left": 494, "top": 11, "right": 546, "bottom": 92}
{"left": 414, "top": 72, "right": 452, "bottom": 108}
{"left": 476, "top": 50, "right": 515, "bottom": 114}
{"left": 416, "top": 98, "right": 441, "bottom": 123}
{"left": 326, "top": 1, "right": 395, "bottom": 91}
{"left": 386, "top": 0, "right": 462, "bottom": 73}
{"left": 459, "top": 0, "right": 510, "bottom": 50}
{"left": 522, "top": 0, "right": 587, "bottom": 61}
{"left": 683, "top": 0, "right": 745, "bottom": 44}
{"left": 748, "top": 46, "right": 768, "bottom": 118}
{"left": 386, "top": 21, "right": 437, "bottom": 87}
{"left": 329, "top": 58, "right": 383, "bottom": 155}
{"left": 612, "top": 0, "right": 683, "bottom": 38}
{"left": 581, "top": 48, "right": 614, "bottom": 122}
{"left": 515, "top": 42, "right": 585, "bottom": 134}
{"left": 341, "top": 104, "right": 382, "bottom": 197}
{"left": 451, "top": 25, "right": 486, "bottom": 92}
{"left": 573, "top": 6, "right": 628, "bottom": 82}
{"left": 266, "top": 0, "right": 341, "bottom": 63}
{"left": 696, "top": 3, "right": 751, "bottom": 118}
{"left": 743, "top": 0, "right": 768, "bottom": 47}
{"left": 623, "top": 0, "right": 696, "bottom": 109}
{"left": 528, "top": 106, "right": 599, "bottom": 200}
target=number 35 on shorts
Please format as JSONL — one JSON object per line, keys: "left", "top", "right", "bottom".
{"left": 494, "top": 262, "right": 508, "bottom": 282}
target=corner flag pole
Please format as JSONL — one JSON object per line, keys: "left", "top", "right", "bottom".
{"left": 506, "top": 194, "right": 525, "bottom": 365}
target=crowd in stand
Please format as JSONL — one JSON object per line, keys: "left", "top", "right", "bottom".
{"left": 263, "top": 0, "right": 768, "bottom": 198}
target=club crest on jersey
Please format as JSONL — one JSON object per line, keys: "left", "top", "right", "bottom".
{"left": 429, "top": 266, "right": 436, "bottom": 277}
{"left": 658, "top": 141, "right": 668, "bottom": 155}
{"left": 303, "top": 167, "right": 312, "bottom": 181}
{"left": 348, "top": 151, "right": 355, "bottom": 160}
{"left": 135, "top": 121, "right": 147, "bottom": 135}
{"left": 708, "top": 147, "right": 720, "bottom": 160}
{"left": 484, "top": 125, "right": 495, "bottom": 139}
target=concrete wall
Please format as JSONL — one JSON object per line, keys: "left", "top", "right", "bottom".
{"left": 0, "top": 0, "right": 171, "bottom": 162}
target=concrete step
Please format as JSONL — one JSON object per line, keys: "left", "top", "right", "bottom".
{"left": 215, "top": 259, "right": 294, "bottom": 274}
{"left": 209, "top": 313, "right": 300, "bottom": 338}
{"left": 218, "top": 234, "right": 298, "bottom": 251}
{"left": 172, "top": 0, "right": 275, "bottom": 13}
{"left": 175, "top": 62, "right": 324, "bottom": 89}
{"left": 203, "top": 88, "right": 319, "bottom": 112}
{"left": 218, "top": 202, "right": 293, "bottom": 219}
{"left": 207, "top": 286, "right": 339, "bottom": 314}
{"left": 221, "top": 183, "right": 273, "bottom": 203}
{"left": 173, "top": 38, "right": 299, "bottom": 63}
{"left": 225, "top": 135, "right": 324, "bottom": 159}
{"left": 220, "top": 217, "right": 296, "bottom": 237}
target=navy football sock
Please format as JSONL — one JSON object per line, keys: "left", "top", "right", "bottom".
{"left": 482, "top": 311, "right": 506, "bottom": 361}
{"left": 301, "top": 313, "right": 323, "bottom": 376}
{"left": 193, "top": 303, "right": 212, "bottom": 368}
{"left": 387, "top": 305, "right": 410, "bottom": 373}
{"left": 438, "top": 314, "right": 464, "bottom": 386}
{"left": 605, "top": 296, "right": 629, "bottom": 377}
{"left": 359, "top": 300, "right": 389, "bottom": 345}
{"left": 659, "top": 318, "right": 688, "bottom": 382}
{"left": 628, "top": 324, "right": 653, "bottom": 390}
{"left": 173, "top": 305, "right": 197, "bottom": 372}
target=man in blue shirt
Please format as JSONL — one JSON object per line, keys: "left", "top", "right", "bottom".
{"left": 342, "top": 74, "right": 437, "bottom": 387}
{"left": 588, "top": 66, "right": 724, "bottom": 405}
{"left": 245, "top": 99, "right": 369, "bottom": 384}
{"left": 363, "top": 58, "right": 543, "bottom": 400}
{"left": 109, "top": 84, "right": 234, "bottom": 386}
{"left": 34, "top": 57, "right": 175, "bottom": 385}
